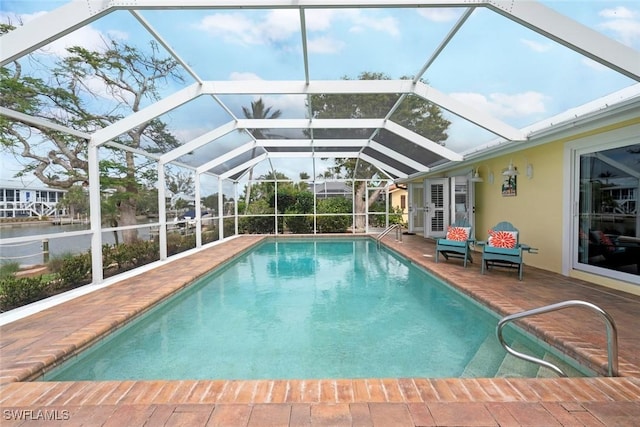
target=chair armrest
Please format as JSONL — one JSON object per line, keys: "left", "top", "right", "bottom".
{"left": 520, "top": 244, "right": 538, "bottom": 254}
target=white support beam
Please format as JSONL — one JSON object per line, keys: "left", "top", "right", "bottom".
{"left": 202, "top": 79, "right": 413, "bottom": 95}
{"left": 268, "top": 152, "right": 359, "bottom": 158}
{"left": 130, "top": 10, "right": 203, "bottom": 84}
{"left": 0, "top": 1, "right": 112, "bottom": 65}
{"left": 412, "top": 82, "right": 527, "bottom": 142}
{"left": 359, "top": 153, "right": 408, "bottom": 179}
{"left": 384, "top": 120, "right": 463, "bottom": 161}
{"left": 196, "top": 141, "right": 259, "bottom": 174}
{"left": 92, "top": 83, "right": 204, "bottom": 146}
{"left": 87, "top": 138, "right": 103, "bottom": 284}
{"left": 368, "top": 140, "right": 428, "bottom": 171}
{"left": 0, "top": 107, "right": 91, "bottom": 139}
{"left": 160, "top": 121, "right": 239, "bottom": 163}
{"left": 256, "top": 139, "right": 367, "bottom": 148}
{"left": 220, "top": 153, "right": 268, "bottom": 179}
{"left": 488, "top": 0, "right": 640, "bottom": 81}
{"left": 108, "top": 0, "right": 480, "bottom": 9}
{"left": 157, "top": 162, "right": 168, "bottom": 260}
{"left": 236, "top": 118, "right": 385, "bottom": 129}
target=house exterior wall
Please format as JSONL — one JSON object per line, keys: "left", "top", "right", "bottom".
{"left": 473, "top": 143, "right": 564, "bottom": 274}
{"left": 407, "top": 112, "right": 639, "bottom": 295}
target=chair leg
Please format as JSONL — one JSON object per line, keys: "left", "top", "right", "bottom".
{"left": 435, "top": 250, "right": 439, "bottom": 263}
{"left": 518, "top": 263, "right": 523, "bottom": 281}
{"left": 481, "top": 258, "right": 485, "bottom": 275}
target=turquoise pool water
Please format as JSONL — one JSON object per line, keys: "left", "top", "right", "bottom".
{"left": 46, "top": 238, "right": 579, "bottom": 380}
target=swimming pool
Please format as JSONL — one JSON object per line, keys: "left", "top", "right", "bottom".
{"left": 45, "top": 238, "right": 585, "bottom": 380}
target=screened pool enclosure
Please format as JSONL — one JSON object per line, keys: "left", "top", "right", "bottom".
{"left": 1, "top": 0, "right": 638, "bottom": 283}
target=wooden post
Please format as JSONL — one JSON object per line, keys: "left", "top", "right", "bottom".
{"left": 42, "top": 239, "right": 49, "bottom": 264}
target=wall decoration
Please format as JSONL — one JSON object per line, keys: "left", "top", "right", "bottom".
{"left": 502, "top": 175, "right": 517, "bottom": 197}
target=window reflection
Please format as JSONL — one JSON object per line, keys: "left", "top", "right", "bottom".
{"left": 578, "top": 144, "right": 640, "bottom": 275}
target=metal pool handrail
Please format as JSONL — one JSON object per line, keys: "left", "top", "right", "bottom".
{"left": 497, "top": 300, "right": 619, "bottom": 377}
{"left": 376, "top": 223, "right": 402, "bottom": 247}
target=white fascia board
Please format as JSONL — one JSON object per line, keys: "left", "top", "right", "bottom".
{"left": 236, "top": 118, "right": 385, "bottom": 129}
{"left": 91, "top": 83, "right": 203, "bottom": 147}
{"left": 384, "top": 120, "right": 463, "bottom": 161}
{"left": 161, "top": 121, "right": 238, "bottom": 163}
{"left": 0, "top": 1, "right": 112, "bottom": 65}
{"left": 368, "top": 140, "right": 428, "bottom": 171}
{"left": 0, "top": 107, "right": 91, "bottom": 139}
{"left": 219, "top": 153, "right": 268, "bottom": 179}
{"left": 202, "top": 79, "right": 413, "bottom": 95}
{"left": 256, "top": 139, "right": 367, "bottom": 147}
{"left": 359, "top": 153, "right": 408, "bottom": 179}
{"left": 196, "top": 141, "right": 258, "bottom": 173}
{"left": 412, "top": 82, "right": 527, "bottom": 141}
{"left": 488, "top": 0, "right": 640, "bottom": 81}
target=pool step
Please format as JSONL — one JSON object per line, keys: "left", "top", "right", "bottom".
{"left": 535, "top": 351, "right": 585, "bottom": 378}
{"left": 495, "top": 341, "right": 541, "bottom": 378}
{"left": 461, "top": 334, "right": 587, "bottom": 378}
{"left": 461, "top": 333, "right": 505, "bottom": 378}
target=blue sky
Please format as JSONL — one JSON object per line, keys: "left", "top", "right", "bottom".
{"left": 1, "top": 1, "right": 639, "bottom": 181}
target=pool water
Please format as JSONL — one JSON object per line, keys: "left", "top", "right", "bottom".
{"left": 46, "top": 238, "right": 580, "bottom": 380}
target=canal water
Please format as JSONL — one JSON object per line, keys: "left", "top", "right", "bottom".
{"left": 0, "top": 223, "right": 154, "bottom": 267}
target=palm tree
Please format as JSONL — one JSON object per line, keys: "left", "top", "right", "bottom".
{"left": 242, "top": 98, "right": 282, "bottom": 212}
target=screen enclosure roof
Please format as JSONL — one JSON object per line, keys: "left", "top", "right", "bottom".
{"left": 1, "top": 0, "right": 639, "bottom": 181}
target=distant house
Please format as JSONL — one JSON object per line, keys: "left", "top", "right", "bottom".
{"left": 0, "top": 179, "right": 67, "bottom": 218}
{"left": 310, "top": 181, "right": 352, "bottom": 199}
{"left": 388, "top": 184, "right": 408, "bottom": 223}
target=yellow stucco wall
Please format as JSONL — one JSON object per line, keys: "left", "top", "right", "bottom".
{"left": 473, "top": 143, "right": 564, "bottom": 273}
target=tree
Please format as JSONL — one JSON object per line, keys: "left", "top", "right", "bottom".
{"left": 57, "top": 184, "right": 89, "bottom": 219}
{"left": 308, "top": 71, "right": 451, "bottom": 229}
{"left": 1, "top": 28, "right": 183, "bottom": 242}
{"left": 241, "top": 98, "right": 282, "bottom": 212}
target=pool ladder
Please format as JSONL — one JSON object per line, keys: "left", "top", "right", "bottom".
{"left": 497, "top": 300, "right": 618, "bottom": 377}
{"left": 376, "top": 224, "right": 403, "bottom": 247}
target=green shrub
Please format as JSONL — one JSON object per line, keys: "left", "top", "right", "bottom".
{"left": 239, "top": 215, "right": 276, "bottom": 234}
{"left": 167, "top": 232, "right": 196, "bottom": 255}
{"left": 0, "top": 262, "right": 20, "bottom": 280}
{"left": 58, "top": 252, "right": 92, "bottom": 287}
{"left": 316, "top": 197, "right": 352, "bottom": 233}
{"left": 0, "top": 276, "right": 48, "bottom": 311}
{"left": 286, "top": 215, "right": 313, "bottom": 234}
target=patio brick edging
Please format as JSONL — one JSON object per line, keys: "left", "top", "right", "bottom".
{"left": 0, "top": 236, "right": 267, "bottom": 385}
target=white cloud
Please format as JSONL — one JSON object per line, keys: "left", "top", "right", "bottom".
{"left": 599, "top": 6, "right": 637, "bottom": 20}
{"left": 195, "top": 8, "right": 400, "bottom": 47}
{"left": 597, "top": 7, "right": 640, "bottom": 47}
{"left": 520, "top": 38, "right": 552, "bottom": 53}
{"left": 229, "top": 72, "right": 262, "bottom": 81}
{"left": 195, "top": 9, "right": 301, "bottom": 46}
{"left": 417, "top": 8, "right": 460, "bottom": 23}
{"left": 348, "top": 11, "right": 400, "bottom": 38}
{"left": 451, "top": 91, "right": 547, "bottom": 118}
{"left": 195, "top": 13, "right": 259, "bottom": 45}
{"left": 305, "top": 9, "right": 337, "bottom": 32}
{"left": 308, "top": 36, "right": 345, "bottom": 54}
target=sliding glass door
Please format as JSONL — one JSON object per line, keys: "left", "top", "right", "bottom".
{"left": 574, "top": 143, "right": 640, "bottom": 282}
